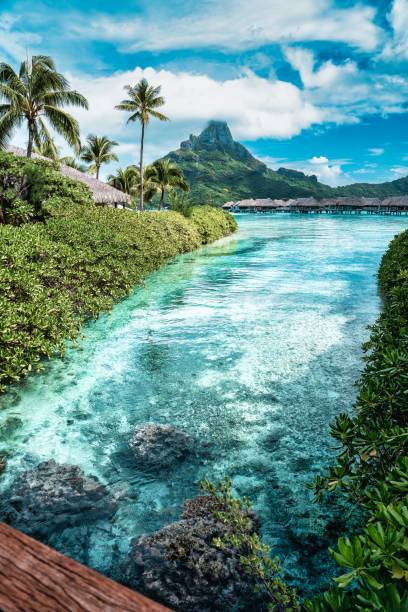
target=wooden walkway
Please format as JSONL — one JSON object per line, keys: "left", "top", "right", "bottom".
{"left": 0, "top": 523, "right": 171, "bottom": 612}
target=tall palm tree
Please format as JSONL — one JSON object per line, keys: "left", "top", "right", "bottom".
{"left": 115, "top": 78, "right": 169, "bottom": 211}
{"left": 108, "top": 165, "right": 156, "bottom": 208}
{"left": 0, "top": 55, "right": 88, "bottom": 157}
{"left": 80, "top": 134, "right": 119, "bottom": 180}
{"left": 146, "top": 159, "right": 189, "bottom": 209}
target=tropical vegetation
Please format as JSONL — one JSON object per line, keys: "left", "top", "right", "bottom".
{"left": 146, "top": 158, "right": 189, "bottom": 209}
{"left": 200, "top": 478, "right": 300, "bottom": 612}
{"left": 107, "top": 164, "right": 157, "bottom": 207}
{"left": 165, "top": 121, "right": 408, "bottom": 205}
{"left": 115, "top": 78, "right": 169, "bottom": 211}
{"left": 80, "top": 134, "right": 118, "bottom": 179}
{"left": 0, "top": 150, "right": 236, "bottom": 392}
{"left": 305, "top": 228, "right": 408, "bottom": 610}
{"left": 0, "top": 55, "right": 88, "bottom": 157}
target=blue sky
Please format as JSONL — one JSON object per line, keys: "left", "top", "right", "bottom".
{"left": 1, "top": 0, "right": 408, "bottom": 185}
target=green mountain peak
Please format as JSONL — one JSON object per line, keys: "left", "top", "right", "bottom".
{"left": 164, "top": 121, "right": 408, "bottom": 205}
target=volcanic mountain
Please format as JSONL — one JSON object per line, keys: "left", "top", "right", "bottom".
{"left": 164, "top": 121, "right": 408, "bottom": 205}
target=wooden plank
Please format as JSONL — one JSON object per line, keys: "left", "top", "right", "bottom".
{"left": 0, "top": 523, "right": 171, "bottom": 612}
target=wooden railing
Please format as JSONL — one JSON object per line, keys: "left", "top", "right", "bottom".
{"left": 0, "top": 523, "right": 171, "bottom": 612}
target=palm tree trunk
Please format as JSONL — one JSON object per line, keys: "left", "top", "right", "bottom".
{"left": 159, "top": 188, "right": 164, "bottom": 210}
{"left": 27, "top": 121, "right": 34, "bottom": 158}
{"left": 96, "top": 165, "right": 100, "bottom": 180}
{"left": 139, "top": 122, "right": 145, "bottom": 212}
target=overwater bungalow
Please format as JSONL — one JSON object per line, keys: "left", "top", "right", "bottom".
{"left": 223, "top": 196, "right": 408, "bottom": 215}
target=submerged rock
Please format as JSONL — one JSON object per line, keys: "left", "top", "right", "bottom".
{"left": 0, "top": 416, "right": 23, "bottom": 442}
{"left": 129, "top": 424, "right": 193, "bottom": 470}
{"left": 123, "top": 494, "right": 261, "bottom": 611}
{"left": 0, "top": 459, "right": 117, "bottom": 536}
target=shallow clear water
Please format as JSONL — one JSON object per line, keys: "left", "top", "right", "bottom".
{"left": 1, "top": 214, "right": 408, "bottom": 594}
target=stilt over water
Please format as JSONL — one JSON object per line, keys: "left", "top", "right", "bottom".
{"left": 223, "top": 196, "right": 408, "bottom": 215}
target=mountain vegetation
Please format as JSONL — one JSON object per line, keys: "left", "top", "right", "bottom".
{"left": 164, "top": 121, "right": 408, "bottom": 205}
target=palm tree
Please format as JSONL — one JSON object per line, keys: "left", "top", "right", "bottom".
{"left": 0, "top": 55, "right": 88, "bottom": 157}
{"left": 146, "top": 159, "right": 189, "bottom": 209}
{"left": 59, "top": 156, "right": 88, "bottom": 172}
{"left": 108, "top": 165, "right": 156, "bottom": 208}
{"left": 115, "top": 78, "right": 169, "bottom": 211}
{"left": 107, "top": 166, "right": 139, "bottom": 196}
{"left": 33, "top": 135, "right": 59, "bottom": 161}
{"left": 80, "top": 134, "right": 119, "bottom": 180}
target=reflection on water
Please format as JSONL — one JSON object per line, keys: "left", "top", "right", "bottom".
{"left": 1, "top": 214, "right": 408, "bottom": 595}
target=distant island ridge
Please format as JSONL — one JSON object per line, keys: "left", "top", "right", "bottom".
{"left": 164, "top": 121, "right": 408, "bottom": 205}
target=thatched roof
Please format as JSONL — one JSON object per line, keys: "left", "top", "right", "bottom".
{"left": 5, "top": 146, "right": 131, "bottom": 206}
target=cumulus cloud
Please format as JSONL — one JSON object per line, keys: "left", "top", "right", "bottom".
{"left": 284, "top": 47, "right": 358, "bottom": 89}
{"left": 68, "top": 0, "right": 381, "bottom": 53}
{"left": 307, "top": 160, "right": 343, "bottom": 185}
{"left": 264, "top": 155, "right": 347, "bottom": 187}
{"left": 285, "top": 46, "right": 408, "bottom": 122}
{"left": 59, "top": 66, "right": 323, "bottom": 165}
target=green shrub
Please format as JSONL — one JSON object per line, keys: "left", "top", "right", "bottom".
{"left": 200, "top": 478, "right": 300, "bottom": 612}
{"left": 0, "top": 156, "right": 236, "bottom": 392}
{"left": 191, "top": 205, "right": 237, "bottom": 243}
{"left": 309, "top": 229, "right": 408, "bottom": 610}
{"left": 0, "top": 151, "right": 93, "bottom": 217}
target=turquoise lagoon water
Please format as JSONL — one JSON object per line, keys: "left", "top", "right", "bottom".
{"left": 1, "top": 214, "right": 408, "bottom": 595}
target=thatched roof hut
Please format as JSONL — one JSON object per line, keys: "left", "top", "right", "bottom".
{"left": 5, "top": 146, "right": 131, "bottom": 208}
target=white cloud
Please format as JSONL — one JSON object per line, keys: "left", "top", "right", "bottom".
{"left": 309, "top": 155, "right": 330, "bottom": 165}
{"left": 353, "top": 168, "right": 376, "bottom": 175}
{"left": 382, "top": 0, "right": 408, "bottom": 60}
{"left": 285, "top": 46, "right": 408, "bottom": 123}
{"left": 285, "top": 47, "right": 358, "bottom": 89}
{"left": 309, "top": 161, "right": 343, "bottom": 185}
{"left": 258, "top": 155, "right": 287, "bottom": 166}
{"left": 391, "top": 165, "right": 408, "bottom": 176}
{"left": 0, "top": 13, "right": 42, "bottom": 61}
{"left": 59, "top": 66, "right": 323, "bottom": 166}
{"left": 266, "top": 156, "right": 348, "bottom": 186}
{"left": 69, "top": 0, "right": 381, "bottom": 53}
{"left": 368, "top": 148, "right": 384, "bottom": 156}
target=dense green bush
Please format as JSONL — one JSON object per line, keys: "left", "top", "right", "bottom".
{"left": 0, "top": 153, "right": 236, "bottom": 392}
{"left": 191, "top": 204, "right": 237, "bottom": 243}
{"left": 0, "top": 151, "right": 94, "bottom": 216}
{"left": 308, "top": 229, "right": 408, "bottom": 610}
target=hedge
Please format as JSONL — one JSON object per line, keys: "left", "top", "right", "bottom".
{"left": 0, "top": 152, "right": 237, "bottom": 392}
{"left": 307, "top": 229, "right": 408, "bottom": 610}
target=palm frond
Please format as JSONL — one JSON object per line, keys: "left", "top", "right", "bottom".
{"left": 0, "top": 108, "right": 21, "bottom": 149}
{"left": 38, "top": 89, "right": 89, "bottom": 109}
{"left": 1, "top": 55, "right": 88, "bottom": 156}
{"left": 43, "top": 105, "right": 81, "bottom": 151}
{"left": 33, "top": 118, "right": 59, "bottom": 160}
